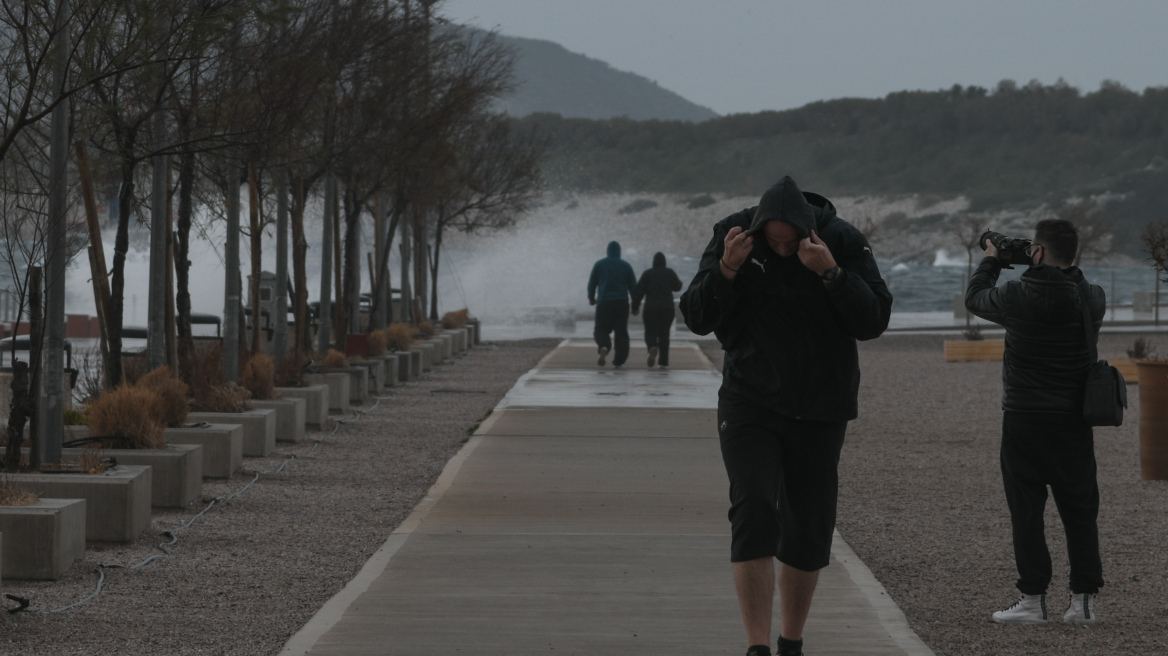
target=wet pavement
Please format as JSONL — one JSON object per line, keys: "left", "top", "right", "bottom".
{"left": 279, "top": 339, "right": 935, "bottom": 655}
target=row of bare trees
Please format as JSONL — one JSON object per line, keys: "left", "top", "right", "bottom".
{"left": 2, "top": 0, "right": 542, "bottom": 469}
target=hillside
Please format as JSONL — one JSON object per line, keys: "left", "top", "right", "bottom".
{"left": 491, "top": 34, "right": 718, "bottom": 122}
{"left": 515, "top": 81, "right": 1168, "bottom": 255}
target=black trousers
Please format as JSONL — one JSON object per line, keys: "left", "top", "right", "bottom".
{"left": 1001, "top": 411, "right": 1104, "bottom": 595}
{"left": 718, "top": 399, "right": 847, "bottom": 571}
{"left": 593, "top": 300, "right": 630, "bottom": 366}
{"left": 641, "top": 304, "right": 675, "bottom": 365}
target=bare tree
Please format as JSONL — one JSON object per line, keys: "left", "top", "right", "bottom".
{"left": 1057, "top": 199, "right": 1117, "bottom": 266}
{"left": 952, "top": 213, "right": 987, "bottom": 334}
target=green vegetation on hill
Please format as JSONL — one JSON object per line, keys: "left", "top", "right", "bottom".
{"left": 517, "top": 81, "right": 1168, "bottom": 249}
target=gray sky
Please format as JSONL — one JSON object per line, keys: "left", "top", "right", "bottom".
{"left": 440, "top": 0, "right": 1168, "bottom": 116}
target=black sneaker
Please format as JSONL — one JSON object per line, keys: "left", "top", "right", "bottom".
{"left": 746, "top": 646, "right": 771, "bottom": 656}
{"left": 647, "top": 346, "right": 658, "bottom": 367}
{"left": 597, "top": 346, "right": 609, "bottom": 366}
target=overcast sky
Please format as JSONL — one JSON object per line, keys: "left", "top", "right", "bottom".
{"left": 440, "top": 0, "right": 1168, "bottom": 116}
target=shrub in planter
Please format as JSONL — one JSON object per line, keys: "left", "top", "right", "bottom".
{"left": 384, "top": 323, "right": 418, "bottom": 352}
{"left": 321, "top": 348, "right": 348, "bottom": 368}
{"left": 194, "top": 381, "right": 253, "bottom": 413}
{"left": 417, "top": 320, "right": 435, "bottom": 338}
{"left": 86, "top": 385, "right": 165, "bottom": 449}
{"left": 0, "top": 477, "right": 39, "bottom": 505}
{"left": 275, "top": 351, "right": 308, "bottom": 387}
{"left": 367, "top": 330, "right": 389, "bottom": 357}
{"left": 441, "top": 309, "right": 468, "bottom": 329}
{"left": 63, "top": 408, "right": 88, "bottom": 426}
{"left": 241, "top": 353, "right": 276, "bottom": 400}
{"left": 136, "top": 366, "right": 190, "bottom": 427}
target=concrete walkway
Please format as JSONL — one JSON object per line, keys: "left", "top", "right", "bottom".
{"left": 280, "top": 339, "right": 934, "bottom": 655}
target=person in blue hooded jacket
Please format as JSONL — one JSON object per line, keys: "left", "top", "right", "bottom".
{"left": 587, "top": 241, "right": 638, "bottom": 367}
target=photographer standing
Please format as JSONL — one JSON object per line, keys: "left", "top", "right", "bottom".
{"left": 682, "top": 176, "right": 891, "bottom": 656}
{"left": 965, "top": 219, "right": 1106, "bottom": 625}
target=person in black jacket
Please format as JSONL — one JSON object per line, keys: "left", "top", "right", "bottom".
{"left": 680, "top": 176, "right": 891, "bottom": 656}
{"left": 632, "top": 252, "right": 683, "bottom": 367}
{"left": 965, "top": 218, "right": 1106, "bottom": 626}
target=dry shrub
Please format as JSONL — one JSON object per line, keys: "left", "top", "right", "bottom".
{"left": 417, "top": 320, "right": 435, "bottom": 338}
{"left": 188, "top": 341, "right": 225, "bottom": 397}
{"left": 0, "top": 477, "right": 39, "bottom": 506}
{"left": 86, "top": 385, "right": 165, "bottom": 449}
{"left": 441, "top": 308, "right": 468, "bottom": 329}
{"left": 195, "top": 382, "right": 253, "bottom": 413}
{"left": 241, "top": 353, "right": 276, "bottom": 400}
{"left": 77, "top": 447, "right": 110, "bottom": 474}
{"left": 275, "top": 351, "right": 308, "bottom": 387}
{"left": 122, "top": 352, "right": 148, "bottom": 384}
{"left": 136, "top": 366, "right": 190, "bottom": 427}
{"left": 322, "top": 348, "right": 348, "bottom": 368}
{"left": 367, "top": 329, "right": 388, "bottom": 356}
{"left": 384, "top": 323, "right": 417, "bottom": 351}
{"left": 63, "top": 407, "right": 88, "bottom": 426}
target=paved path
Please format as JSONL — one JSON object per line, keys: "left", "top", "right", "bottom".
{"left": 280, "top": 339, "right": 934, "bottom": 655}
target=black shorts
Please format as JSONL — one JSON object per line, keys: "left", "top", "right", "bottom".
{"left": 718, "top": 400, "right": 847, "bottom": 571}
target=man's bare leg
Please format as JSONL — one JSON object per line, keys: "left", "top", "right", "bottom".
{"left": 733, "top": 557, "right": 775, "bottom": 646}
{"left": 778, "top": 562, "right": 819, "bottom": 640}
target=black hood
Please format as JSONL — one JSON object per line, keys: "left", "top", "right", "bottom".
{"left": 652, "top": 252, "right": 666, "bottom": 267}
{"left": 606, "top": 241, "right": 621, "bottom": 257}
{"left": 747, "top": 176, "right": 816, "bottom": 239}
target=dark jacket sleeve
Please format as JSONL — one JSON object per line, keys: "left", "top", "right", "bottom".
{"left": 632, "top": 272, "right": 647, "bottom": 312}
{"left": 965, "top": 257, "right": 1007, "bottom": 324}
{"left": 825, "top": 227, "right": 893, "bottom": 341}
{"left": 669, "top": 268, "right": 682, "bottom": 292}
{"left": 587, "top": 261, "right": 600, "bottom": 302}
{"left": 680, "top": 220, "right": 743, "bottom": 336}
{"left": 625, "top": 263, "right": 638, "bottom": 301}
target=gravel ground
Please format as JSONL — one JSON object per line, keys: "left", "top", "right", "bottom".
{"left": 705, "top": 331, "right": 1168, "bottom": 656}
{"left": 0, "top": 338, "right": 559, "bottom": 656}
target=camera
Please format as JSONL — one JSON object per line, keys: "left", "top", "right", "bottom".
{"left": 979, "top": 231, "right": 1033, "bottom": 268}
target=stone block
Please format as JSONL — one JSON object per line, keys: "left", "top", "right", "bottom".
{"left": 318, "top": 366, "right": 368, "bottom": 404}
{"left": 9, "top": 466, "right": 151, "bottom": 543}
{"left": 252, "top": 398, "right": 306, "bottom": 443}
{"left": 63, "top": 444, "right": 202, "bottom": 509}
{"left": 0, "top": 498, "right": 86, "bottom": 580}
{"left": 395, "top": 351, "right": 410, "bottom": 382}
{"left": 305, "top": 373, "right": 350, "bottom": 413}
{"left": 186, "top": 409, "right": 276, "bottom": 457}
{"left": 408, "top": 350, "right": 422, "bottom": 379}
{"left": 416, "top": 342, "right": 436, "bottom": 371}
{"left": 351, "top": 359, "right": 385, "bottom": 393}
{"left": 377, "top": 355, "right": 398, "bottom": 387}
{"left": 275, "top": 385, "right": 328, "bottom": 430}
{"left": 165, "top": 424, "right": 243, "bottom": 479}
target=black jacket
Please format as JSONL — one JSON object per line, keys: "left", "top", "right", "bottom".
{"left": 632, "top": 252, "right": 683, "bottom": 313}
{"left": 965, "top": 257, "right": 1106, "bottom": 414}
{"left": 680, "top": 192, "right": 892, "bottom": 421}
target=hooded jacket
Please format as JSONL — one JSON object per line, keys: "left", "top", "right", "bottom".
{"left": 965, "top": 257, "right": 1106, "bottom": 414}
{"left": 588, "top": 241, "right": 638, "bottom": 304}
{"left": 680, "top": 183, "right": 892, "bottom": 421}
{"left": 632, "top": 252, "right": 683, "bottom": 313}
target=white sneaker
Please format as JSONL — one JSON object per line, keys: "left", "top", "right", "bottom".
{"left": 647, "top": 346, "right": 658, "bottom": 368}
{"left": 1063, "top": 593, "right": 1097, "bottom": 625}
{"left": 992, "top": 593, "right": 1049, "bottom": 624}
{"left": 597, "top": 347, "right": 609, "bottom": 366}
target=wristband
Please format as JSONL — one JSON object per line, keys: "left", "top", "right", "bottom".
{"left": 819, "top": 265, "right": 840, "bottom": 281}
{"left": 721, "top": 259, "right": 739, "bottom": 273}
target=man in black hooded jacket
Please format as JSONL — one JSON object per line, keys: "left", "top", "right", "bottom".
{"left": 965, "top": 218, "right": 1106, "bottom": 626}
{"left": 681, "top": 176, "right": 891, "bottom": 656}
{"left": 632, "top": 252, "right": 683, "bottom": 367}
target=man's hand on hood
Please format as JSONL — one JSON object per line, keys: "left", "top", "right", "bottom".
{"left": 797, "top": 231, "right": 837, "bottom": 277}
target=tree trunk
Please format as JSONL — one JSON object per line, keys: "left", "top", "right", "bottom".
{"left": 108, "top": 157, "right": 137, "bottom": 387}
{"left": 175, "top": 149, "right": 195, "bottom": 381}
{"left": 291, "top": 175, "right": 309, "bottom": 355}
{"left": 248, "top": 163, "right": 263, "bottom": 355}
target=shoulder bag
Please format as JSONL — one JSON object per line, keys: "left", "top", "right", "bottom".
{"left": 1078, "top": 288, "right": 1126, "bottom": 427}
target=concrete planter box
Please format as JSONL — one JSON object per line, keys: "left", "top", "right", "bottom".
{"left": 274, "top": 385, "right": 328, "bottom": 430}
{"left": 166, "top": 424, "right": 243, "bottom": 479}
{"left": 468, "top": 317, "right": 480, "bottom": 345}
{"left": 186, "top": 409, "right": 276, "bottom": 457}
{"left": 252, "top": 398, "right": 306, "bottom": 443}
{"left": 394, "top": 351, "right": 411, "bottom": 382}
{"left": 351, "top": 359, "right": 386, "bottom": 393}
{"left": 442, "top": 328, "right": 466, "bottom": 353}
{"left": 376, "top": 355, "right": 398, "bottom": 388}
{"left": 433, "top": 334, "right": 453, "bottom": 360}
{"left": 63, "top": 444, "right": 202, "bottom": 509}
{"left": 943, "top": 338, "right": 1005, "bottom": 362}
{"left": 0, "top": 498, "right": 86, "bottom": 580}
{"left": 9, "top": 465, "right": 151, "bottom": 543}
{"left": 415, "top": 342, "right": 437, "bottom": 371}
{"left": 406, "top": 349, "right": 423, "bottom": 379}
{"left": 318, "top": 366, "right": 368, "bottom": 404}
{"left": 305, "top": 373, "right": 350, "bottom": 413}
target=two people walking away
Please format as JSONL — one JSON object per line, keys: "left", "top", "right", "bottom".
{"left": 632, "top": 252, "right": 682, "bottom": 368}
{"left": 588, "top": 241, "right": 637, "bottom": 367}
{"left": 966, "top": 219, "right": 1106, "bottom": 626}
{"left": 681, "top": 176, "right": 892, "bottom": 656}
